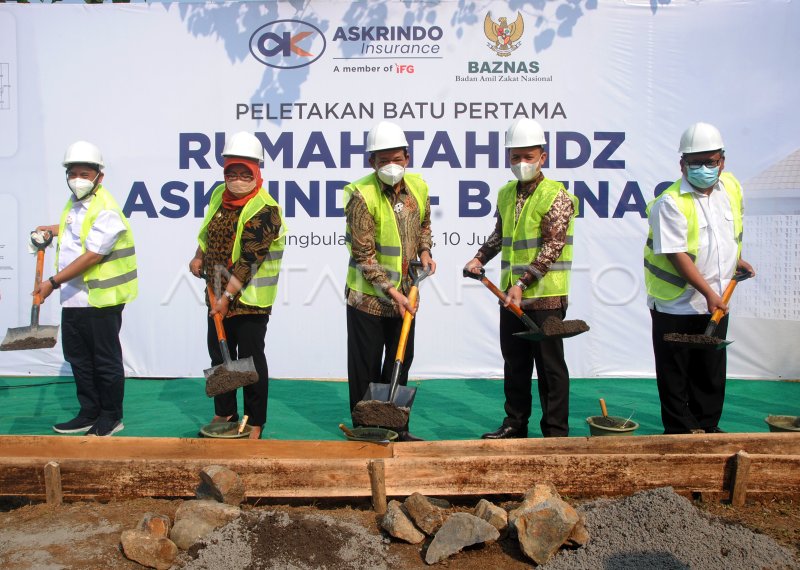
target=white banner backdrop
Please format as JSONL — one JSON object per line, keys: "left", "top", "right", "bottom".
{"left": 0, "top": 1, "right": 798, "bottom": 379}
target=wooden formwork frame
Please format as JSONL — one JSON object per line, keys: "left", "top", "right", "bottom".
{"left": 1, "top": 433, "right": 798, "bottom": 508}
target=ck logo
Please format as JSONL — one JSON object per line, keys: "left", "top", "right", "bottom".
{"left": 250, "top": 20, "right": 326, "bottom": 69}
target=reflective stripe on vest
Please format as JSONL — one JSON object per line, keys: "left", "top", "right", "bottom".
{"left": 198, "top": 184, "right": 287, "bottom": 308}
{"left": 498, "top": 178, "right": 577, "bottom": 298}
{"left": 643, "top": 172, "right": 743, "bottom": 300}
{"left": 56, "top": 186, "right": 138, "bottom": 308}
{"left": 343, "top": 172, "right": 428, "bottom": 297}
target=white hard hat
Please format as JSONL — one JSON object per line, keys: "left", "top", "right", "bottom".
{"left": 366, "top": 121, "right": 408, "bottom": 153}
{"left": 679, "top": 122, "right": 724, "bottom": 154}
{"left": 62, "top": 141, "right": 104, "bottom": 170}
{"left": 222, "top": 131, "right": 264, "bottom": 162}
{"left": 505, "top": 118, "right": 547, "bottom": 148}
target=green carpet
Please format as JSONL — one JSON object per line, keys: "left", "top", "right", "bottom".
{"left": 0, "top": 377, "right": 797, "bottom": 440}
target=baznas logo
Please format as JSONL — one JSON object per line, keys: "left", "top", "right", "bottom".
{"left": 484, "top": 12, "right": 523, "bottom": 57}
{"left": 250, "top": 19, "right": 326, "bottom": 69}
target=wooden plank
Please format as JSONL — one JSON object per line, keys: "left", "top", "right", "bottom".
{"left": 391, "top": 433, "right": 800, "bottom": 458}
{"left": 730, "top": 451, "right": 751, "bottom": 506}
{"left": 0, "top": 457, "right": 378, "bottom": 500}
{"left": 382, "top": 454, "right": 800, "bottom": 498}
{"left": 0, "top": 435, "right": 393, "bottom": 460}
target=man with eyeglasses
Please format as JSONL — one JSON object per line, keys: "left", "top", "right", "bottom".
{"left": 644, "top": 122, "right": 755, "bottom": 435}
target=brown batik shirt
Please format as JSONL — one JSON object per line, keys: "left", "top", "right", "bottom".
{"left": 474, "top": 172, "right": 574, "bottom": 311}
{"left": 203, "top": 202, "right": 282, "bottom": 316}
{"left": 345, "top": 176, "right": 433, "bottom": 318}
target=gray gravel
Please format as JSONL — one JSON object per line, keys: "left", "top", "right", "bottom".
{"left": 542, "top": 487, "right": 797, "bottom": 570}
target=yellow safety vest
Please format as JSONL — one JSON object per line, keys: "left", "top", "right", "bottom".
{"left": 498, "top": 178, "right": 578, "bottom": 298}
{"left": 198, "top": 184, "right": 287, "bottom": 308}
{"left": 644, "top": 172, "right": 743, "bottom": 300}
{"left": 56, "top": 186, "right": 138, "bottom": 308}
{"left": 343, "top": 172, "right": 428, "bottom": 296}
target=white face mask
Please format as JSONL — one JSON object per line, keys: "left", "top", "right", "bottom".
{"left": 67, "top": 174, "right": 99, "bottom": 200}
{"left": 511, "top": 161, "right": 540, "bottom": 182}
{"left": 377, "top": 163, "right": 405, "bottom": 186}
{"left": 227, "top": 179, "right": 257, "bottom": 196}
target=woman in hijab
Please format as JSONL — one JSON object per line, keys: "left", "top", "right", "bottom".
{"left": 189, "top": 131, "right": 286, "bottom": 439}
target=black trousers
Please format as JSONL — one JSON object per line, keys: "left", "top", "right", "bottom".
{"left": 207, "top": 314, "right": 270, "bottom": 427}
{"left": 346, "top": 305, "right": 415, "bottom": 416}
{"left": 61, "top": 305, "right": 125, "bottom": 422}
{"left": 499, "top": 306, "right": 570, "bottom": 437}
{"left": 651, "top": 309, "right": 729, "bottom": 434}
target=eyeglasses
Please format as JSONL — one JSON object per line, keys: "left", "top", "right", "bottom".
{"left": 685, "top": 158, "right": 722, "bottom": 169}
{"left": 224, "top": 173, "right": 255, "bottom": 182}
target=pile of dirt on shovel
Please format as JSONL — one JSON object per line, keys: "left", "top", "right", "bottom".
{"left": 205, "top": 368, "right": 259, "bottom": 397}
{"left": 351, "top": 400, "right": 409, "bottom": 430}
{"left": 0, "top": 337, "right": 58, "bottom": 351}
{"left": 664, "top": 332, "right": 725, "bottom": 346}
{"left": 541, "top": 317, "right": 590, "bottom": 337}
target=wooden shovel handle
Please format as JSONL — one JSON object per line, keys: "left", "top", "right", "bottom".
{"left": 33, "top": 249, "right": 45, "bottom": 306}
{"left": 480, "top": 276, "right": 526, "bottom": 318}
{"left": 394, "top": 285, "right": 418, "bottom": 362}
{"left": 599, "top": 398, "right": 609, "bottom": 418}
{"left": 206, "top": 285, "right": 227, "bottom": 342}
{"left": 709, "top": 278, "right": 739, "bottom": 325}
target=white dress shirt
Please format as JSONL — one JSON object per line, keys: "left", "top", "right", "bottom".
{"left": 647, "top": 176, "right": 740, "bottom": 315}
{"left": 58, "top": 192, "right": 127, "bottom": 308}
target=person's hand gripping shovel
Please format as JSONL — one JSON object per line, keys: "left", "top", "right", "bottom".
{"left": 462, "top": 267, "right": 589, "bottom": 340}
{"left": 197, "top": 272, "right": 259, "bottom": 397}
{"left": 351, "top": 261, "right": 430, "bottom": 430}
{"left": 664, "top": 269, "right": 753, "bottom": 350}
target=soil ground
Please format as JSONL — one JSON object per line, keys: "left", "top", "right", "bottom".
{"left": 0, "top": 493, "right": 797, "bottom": 569}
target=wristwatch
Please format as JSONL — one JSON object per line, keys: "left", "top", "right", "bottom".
{"left": 48, "top": 276, "right": 60, "bottom": 289}
{"left": 223, "top": 290, "right": 236, "bottom": 302}
{"left": 514, "top": 279, "right": 527, "bottom": 291}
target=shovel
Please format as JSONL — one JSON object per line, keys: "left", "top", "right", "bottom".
{"left": 201, "top": 275, "right": 259, "bottom": 397}
{"left": 352, "top": 261, "right": 429, "bottom": 428}
{"left": 463, "top": 268, "right": 589, "bottom": 341}
{"left": 664, "top": 269, "right": 752, "bottom": 350}
{"left": 1, "top": 232, "right": 60, "bottom": 351}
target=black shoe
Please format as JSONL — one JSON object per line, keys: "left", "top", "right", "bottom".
{"left": 481, "top": 425, "right": 527, "bottom": 439}
{"left": 397, "top": 430, "right": 424, "bottom": 442}
{"left": 53, "top": 416, "right": 96, "bottom": 434}
{"left": 705, "top": 426, "right": 726, "bottom": 433}
{"left": 86, "top": 418, "right": 124, "bottom": 437}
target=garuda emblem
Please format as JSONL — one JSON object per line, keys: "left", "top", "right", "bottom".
{"left": 484, "top": 12, "right": 524, "bottom": 57}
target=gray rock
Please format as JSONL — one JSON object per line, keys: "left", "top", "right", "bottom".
{"left": 516, "top": 498, "right": 580, "bottom": 565}
{"left": 174, "top": 499, "right": 241, "bottom": 528}
{"left": 424, "top": 512, "right": 499, "bottom": 565}
{"left": 404, "top": 492, "right": 446, "bottom": 536}
{"left": 136, "top": 513, "right": 171, "bottom": 538}
{"left": 474, "top": 499, "right": 508, "bottom": 533}
{"left": 169, "top": 518, "right": 216, "bottom": 550}
{"left": 120, "top": 528, "right": 178, "bottom": 569}
{"left": 380, "top": 500, "right": 425, "bottom": 544}
{"left": 508, "top": 482, "right": 564, "bottom": 535}
{"left": 197, "top": 465, "right": 245, "bottom": 506}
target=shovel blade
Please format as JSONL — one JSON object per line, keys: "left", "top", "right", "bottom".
{"left": 663, "top": 333, "right": 732, "bottom": 351}
{"left": 362, "top": 382, "right": 417, "bottom": 408}
{"left": 0, "top": 325, "right": 60, "bottom": 351}
{"left": 203, "top": 356, "right": 259, "bottom": 397}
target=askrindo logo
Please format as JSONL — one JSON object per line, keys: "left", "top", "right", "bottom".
{"left": 250, "top": 19, "right": 326, "bottom": 69}
{"left": 484, "top": 11, "right": 523, "bottom": 57}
